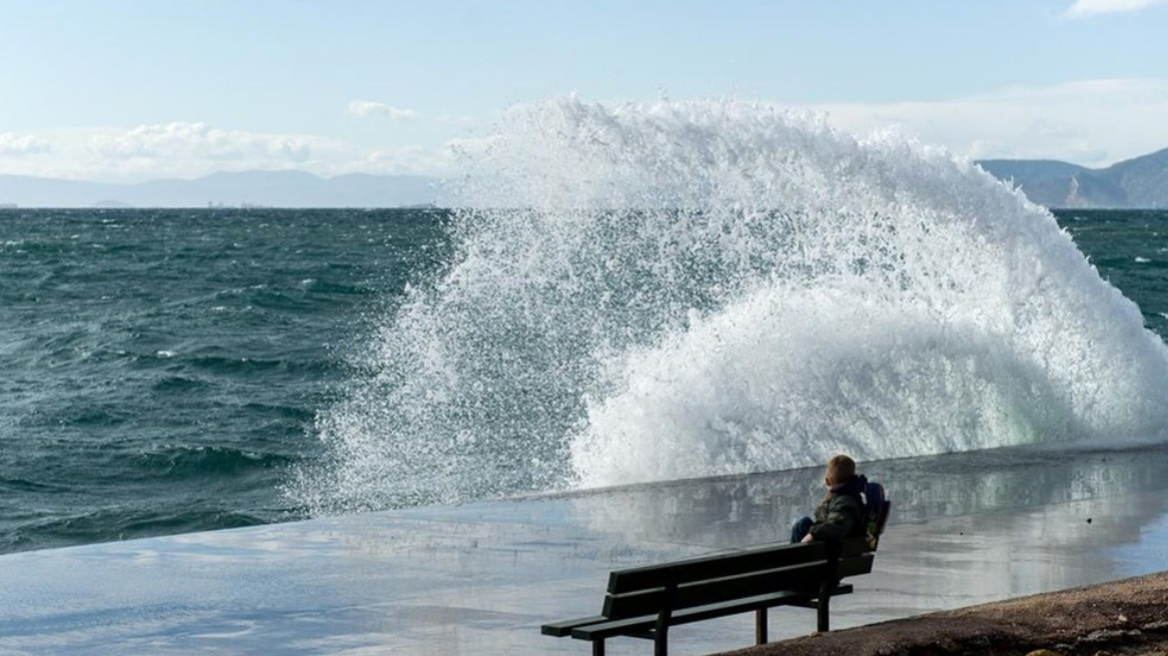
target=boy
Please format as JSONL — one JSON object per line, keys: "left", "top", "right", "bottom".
{"left": 790, "top": 454, "right": 867, "bottom": 544}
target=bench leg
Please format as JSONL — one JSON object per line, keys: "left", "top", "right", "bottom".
{"left": 755, "top": 608, "right": 768, "bottom": 644}
{"left": 592, "top": 638, "right": 605, "bottom": 656}
{"left": 817, "top": 590, "right": 830, "bottom": 632}
{"left": 654, "top": 594, "right": 673, "bottom": 656}
{"left": 654, "top": 628, "right": 668, "bottom": 656}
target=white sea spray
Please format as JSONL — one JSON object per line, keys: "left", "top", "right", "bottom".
{"left": 293, "top": 98, "right": 1168, "bottom": 513}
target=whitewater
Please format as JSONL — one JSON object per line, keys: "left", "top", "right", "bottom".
{"left": 293, "top": 98, "right": 1168, "bottom": 515}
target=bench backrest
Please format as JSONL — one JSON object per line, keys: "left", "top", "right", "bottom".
{"left": 864, "top": 481, "right": 892, "bottom": 550}
{"left": 602, "top": 537, "right": 873, "bottom": 620}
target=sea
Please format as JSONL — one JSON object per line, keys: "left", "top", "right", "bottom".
{"left": 2, "top": 99, "right": 1168, "bottom": 555}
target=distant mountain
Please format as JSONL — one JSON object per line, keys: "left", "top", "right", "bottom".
{"left": 978, "top": 147, "right": 1168, "bottom": 209}
{"left": 0, "top": 171, "right": 441, "bottom": 208}
{"left": 4, "top": 151, "right": 1165, "bottom": 210}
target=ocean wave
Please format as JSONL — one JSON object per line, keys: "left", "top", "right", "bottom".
{"left": 135, "top": 445, "right": 293, "bottom": 478}
{"left": 293, "top": 98, "right": 1168, "bottom": 513}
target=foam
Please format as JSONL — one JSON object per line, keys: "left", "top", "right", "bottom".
{"left": 291, "top": 98, "right": 1168, "bottom": 512}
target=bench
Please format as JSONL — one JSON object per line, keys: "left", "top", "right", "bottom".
{"left": 541, "top": 535, "right": 878, "bottom": 656}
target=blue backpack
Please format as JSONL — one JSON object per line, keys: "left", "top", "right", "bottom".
{"left": 862, "top": 480, "right": 891, "bottom": 551}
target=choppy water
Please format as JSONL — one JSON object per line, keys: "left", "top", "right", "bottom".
{"left": 0, "top": 208, "right": 449, "bottom": 552}
{"left": 3, "top": 100, "right": 1168, "bottom": 554}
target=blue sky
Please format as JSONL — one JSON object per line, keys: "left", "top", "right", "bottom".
{"left": 1, "top": 0, "right": 1167, "bottom": 181}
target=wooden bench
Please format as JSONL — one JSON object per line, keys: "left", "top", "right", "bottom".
{"left": 542, "top": 536, "right": 877, "bottom": 656}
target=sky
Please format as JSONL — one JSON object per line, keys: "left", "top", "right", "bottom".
{"left": 1, "top": 0, "right": 1167, "bottom": 182}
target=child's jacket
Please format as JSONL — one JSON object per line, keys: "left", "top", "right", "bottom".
{"left": 808, "top": 475, "right": 867, "bottom": 542}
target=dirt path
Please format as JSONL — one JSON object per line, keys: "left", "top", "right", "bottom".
{"left": 715, "top": 571, "right": 1168, "bottom": 656}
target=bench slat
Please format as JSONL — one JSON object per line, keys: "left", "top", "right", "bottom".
{"left": 607, "top": 537, "right": 868, "bottom": 594}
{"left": 541, "top": 615, "right": 608, "bottom": 637}
{"left": 604, "top": 554, "right": 873, "bottom": 619}
{"left": 572, "top": 584, "right": 854, "bottom": 641}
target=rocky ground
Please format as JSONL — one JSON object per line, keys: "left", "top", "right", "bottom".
{"left": 716, "top": 572, "right": 1168, "bottom": 656}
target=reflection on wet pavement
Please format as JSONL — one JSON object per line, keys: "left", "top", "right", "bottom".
{"left": 1, "top": 444, "right": 1168, "bottom": 655}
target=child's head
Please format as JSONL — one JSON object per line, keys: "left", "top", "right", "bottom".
{"left": 824, "top": 454, "right": 856, "bottom": 487}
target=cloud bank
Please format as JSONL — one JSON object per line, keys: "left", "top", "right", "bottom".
{"left": 808, "top": 78, "right": 1168, "bottom": 166}
{"left": 0, "top": 122, "right": 455, "bottom": 182}
{"left": 90, "top": 122, "right": 312, "bottom": 163}
{"left": 0, "top": 133, "right": 50, "bottom": 157}
{"left": 4, "top": 78, "right": 1167, "bottom": 181}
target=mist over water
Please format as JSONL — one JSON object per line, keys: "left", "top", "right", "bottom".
{"left": 294, "top": 98, "right": 1168, "bottom": 514}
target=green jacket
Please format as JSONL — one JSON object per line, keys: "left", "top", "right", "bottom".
{"left": 808, "top": 490, "right": 866, "bottom": 542}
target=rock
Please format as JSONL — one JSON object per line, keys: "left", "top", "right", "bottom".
{"left": 1026, "top": 650, "right": 1063, "bottom": 656}
{"left": 1080, "top": 628, "right": 1141, "bottom": 643}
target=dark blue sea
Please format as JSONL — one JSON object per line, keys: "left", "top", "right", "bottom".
{"left": 0, "top": 208, "right": 451, "bottom": 552}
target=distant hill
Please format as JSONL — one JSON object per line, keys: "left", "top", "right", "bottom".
{"left": 0, "top": 171, "right": 441, "bottom": 208}
{"left": 4, "top": 151, "right": 1166, "bottom": 210}
{"left": 978, "top": 147, "right": 1168, "bottom": 209}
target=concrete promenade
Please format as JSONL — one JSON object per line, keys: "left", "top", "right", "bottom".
{"left": 1, "top": 447, "right": 1167, "bottom": 655}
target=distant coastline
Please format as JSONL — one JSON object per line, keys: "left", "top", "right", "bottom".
{"left": 3, "top": 144, "right": 1168, "bottom": 210}
{"left": 977, "top": 146, "right": 1168, "bottom": 210}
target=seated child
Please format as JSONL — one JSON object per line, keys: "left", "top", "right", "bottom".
{"left": 790, "top": 454, "right": 868, "bottom": 544}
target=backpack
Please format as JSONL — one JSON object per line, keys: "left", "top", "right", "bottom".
{"left": 862, "top": 480, "right": 891, "bottom": 551}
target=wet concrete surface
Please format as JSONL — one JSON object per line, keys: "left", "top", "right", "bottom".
{"left": 2, "top": 445, "right": 1168, "bottom": 655}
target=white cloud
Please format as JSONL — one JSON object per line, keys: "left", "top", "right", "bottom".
{"left": 333, "top": 145, "right": 452, "bottom": 177}
{"left": 89, "top": 122, "right": 312, "bottom": 163}
{"left": 347, "top": 100, "right": 421, "bottom": 121}
{"left": 1064, "top": 0, "right": 1168, "bottom": 18}
{"left": 8, "top": 78, "right": 1166, "bottom": 182}
{"left": 805, "top": 78, "right": 1168, "bottom": 167}
{"left": 0, "top": 122, "right": 457, "bottom": 182}
{"left": 0, "top": 132, "right": 50, "bottom": 157}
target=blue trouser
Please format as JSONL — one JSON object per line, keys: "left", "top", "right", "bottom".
{"left": 790, "top": 516, "right": 814, "bottom": 543}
